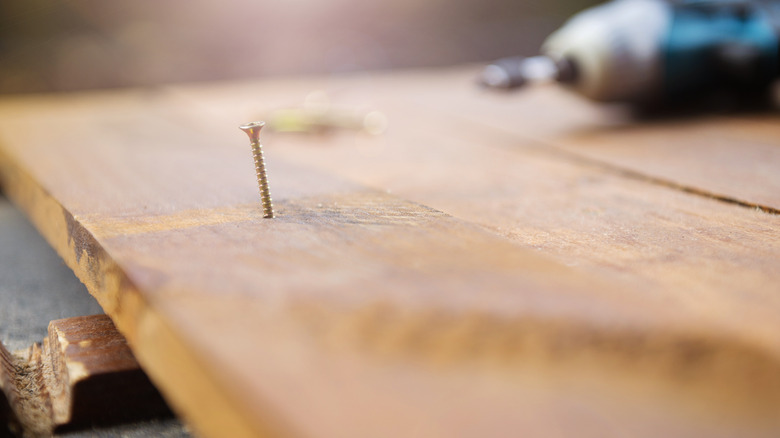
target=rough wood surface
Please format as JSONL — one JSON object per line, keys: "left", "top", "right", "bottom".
{"left": 365, "top": 68, "right": 780, "bottom": 211}
{"left": 0, "top": 315, "right": 170, "bottom": 436}
{"left": 0, "top": 66, "right": 778, "bottom": 438}
{"left": 174, "top": 67, "right": 780, "bottom": 367}
{"left": 45, "top": 315, "right": 171, "bottom": 431}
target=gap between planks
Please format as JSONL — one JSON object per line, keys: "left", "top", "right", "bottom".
{"left": 443, "top": 112, "right": 780, "bottom": 215}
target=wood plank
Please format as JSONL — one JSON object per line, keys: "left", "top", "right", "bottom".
{"left": 0, "top": 92, "right": 667, "bottom": 437}
{"left": 0, "top": 315, "right": 171, "bottom": 435}
{"left": 170, "top": 71, "right": 780, "bottom": 354}
{"left": 44, "top": 314, "right": 171, "bottom": 431}
{"left": 310, "top": 67, "right": 780, "bottom": 211}
{"left": 165, "top": 74, "right": 780, "bottom": 434}
{"left": 0, "top": 71, "right": 778, "bottom": 438}
{"left": 0, "top": 343, "right": 20, "bottom": 437}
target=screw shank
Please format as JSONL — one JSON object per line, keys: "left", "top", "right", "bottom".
{"left": 250, "top": 141, "right": 274, "bottom": 218}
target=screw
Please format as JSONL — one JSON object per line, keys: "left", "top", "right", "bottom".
{"left": 239, "top": 121, "right": 274, "bottom": 218}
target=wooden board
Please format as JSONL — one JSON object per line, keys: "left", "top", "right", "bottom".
{"left": 172, "top": 68, "right": 780, "bottom": 362}
{"left": 0, "top": 66, "right": 778, "bottom": 438}
{"left": 0, "top": 314, "right": 170, "bottom": 435}
{"left": 367, "top": 68, "right": 780, "bottom": 211}
{"left": 44, "top": 315, "right": 172, "bottom": 430}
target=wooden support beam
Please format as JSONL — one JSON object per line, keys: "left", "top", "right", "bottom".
{"left": 0, "top": 315, "right": 171, "bottom": 436}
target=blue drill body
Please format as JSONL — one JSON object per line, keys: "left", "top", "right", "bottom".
{"left": 665, "top": 1, "right": 778, "bottom": 97}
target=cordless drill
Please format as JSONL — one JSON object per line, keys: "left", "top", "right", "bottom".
{"left": 481, "top": 0, "right": 780, "bottom": 104}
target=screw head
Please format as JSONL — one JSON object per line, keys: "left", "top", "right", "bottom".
{"left": 239, "top": 121, "right": 266, "bottom": 143}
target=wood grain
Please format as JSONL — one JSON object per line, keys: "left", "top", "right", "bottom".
{"left": 45, "top": 314, "right": 171, "bottom": 430}
{"left": 206, "top": 67, "right": 777, "bottom": 210}
{"left": 409, "top": 68, "right": 780, "bottom": 211}
{"left": 0, "top": 67, "right": 778, "bottom": 438}
{"left": 0, "top": 315, "right": 170, "bottom": 435}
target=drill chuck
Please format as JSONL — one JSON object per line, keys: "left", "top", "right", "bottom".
{"left": 482, "top": 0, "right": 780, "bottom": 104}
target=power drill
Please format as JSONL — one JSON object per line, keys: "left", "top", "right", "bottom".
{"left": 480, "top": 0, "right": 780, "bottom": 104}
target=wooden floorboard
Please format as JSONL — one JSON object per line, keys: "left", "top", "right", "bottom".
{"left": 0, "top": 68, "right": 778, "bottom": 437}
{"left": 342, "top": 67, "right": 780, "bottom": 211}
{"left": 171, "top": 70, "right": 780, "bottom": 353}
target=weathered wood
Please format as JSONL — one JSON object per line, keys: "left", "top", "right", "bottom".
{"left": 0, "top": 315, "right": 170, "bottom": 436}
{"left": 402, "top": 68, "right": 780, "bottom": 211}
{"left": 0, "top": 67, "right": 778, "bottom": 438}
{"left": 165, "top": 67, "right": 780, "bottom": 212}
{"left": 44, "top": 315, "right": 171, "bottom": 431}
{"left": 173, "top": 70, "right": 780, "bottom": 360}
{"left": 232, "top": 67, "right": 776, "bottom": 210}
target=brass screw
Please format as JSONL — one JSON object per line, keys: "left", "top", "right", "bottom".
{"left": 239, "top": 121, "right": 274, "bottom": 218}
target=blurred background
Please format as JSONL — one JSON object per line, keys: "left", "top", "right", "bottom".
{"left": 0, "top": 0, "right": 600, "bottom": 94}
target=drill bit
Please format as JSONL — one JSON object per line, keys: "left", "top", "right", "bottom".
{"left": 480, "top": 55, "right": 561, "bottom": 89}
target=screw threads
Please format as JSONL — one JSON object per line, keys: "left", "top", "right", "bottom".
{"left": 239, "top": 121, "right": 274, "bottom": 219}
{"left": 250, "top": 140, "right": 274, "bottom": 218}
